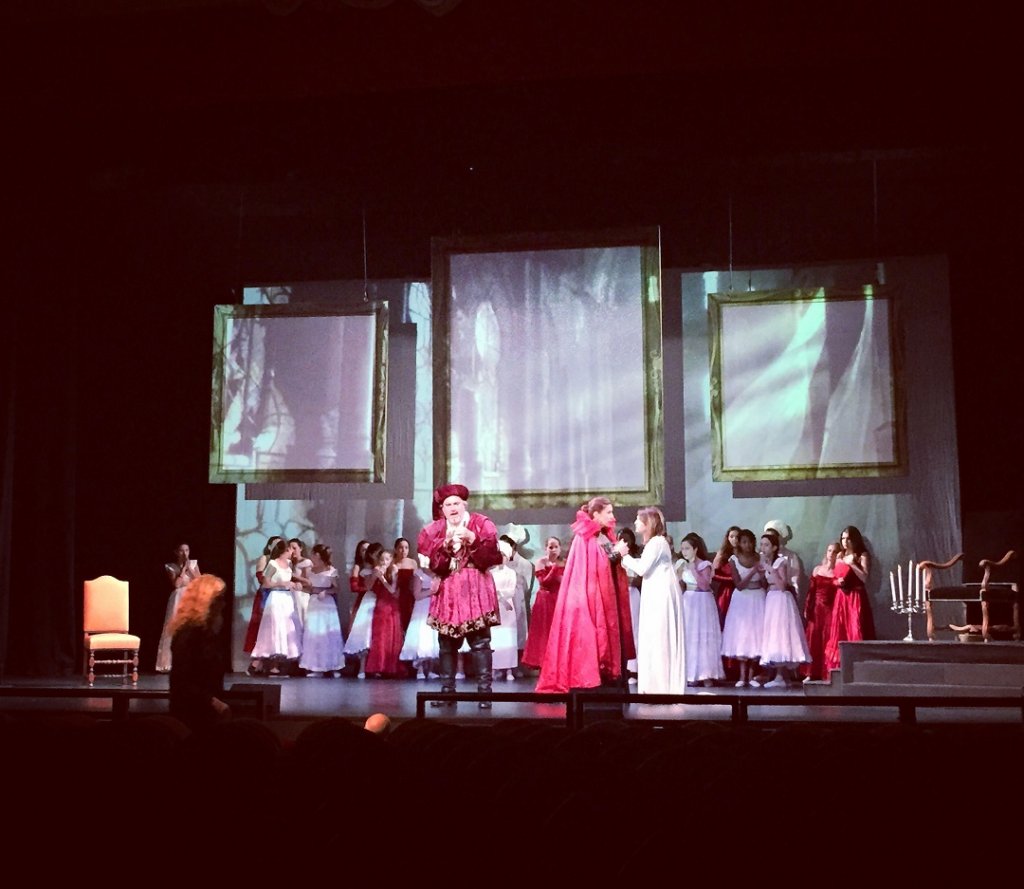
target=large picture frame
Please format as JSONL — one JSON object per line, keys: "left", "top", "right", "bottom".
{"left": 209, "top": 301, "right": 389, "bottom": 483}
{"left": 432, "top": 227, "right": 664, "bottom": 510}
{"left": 708, "top": 286, "right": 905, "bottom": 481}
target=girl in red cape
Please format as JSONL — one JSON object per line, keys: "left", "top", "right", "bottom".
{"left": 536, "top": 496, "right": 635, "bottom": 693}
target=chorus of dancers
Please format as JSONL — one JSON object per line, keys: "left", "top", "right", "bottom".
{"left": 170, "top": 484, "right": 872, "bottom": 693}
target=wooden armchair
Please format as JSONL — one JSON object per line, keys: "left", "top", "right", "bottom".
{"left": 920, "top": 551, "right": 1019, "bottom": 642}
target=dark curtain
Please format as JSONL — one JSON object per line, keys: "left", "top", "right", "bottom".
{"left": 1, "top": 180, "right": 237, "bottom": 679}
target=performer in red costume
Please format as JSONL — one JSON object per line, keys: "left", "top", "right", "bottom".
{"left": 802, "top": 540, "right": 840, "bottom": 680}
{"left": 824, "top": 525, "right": 875, "bottom": 672}
{"left": 520, "top": 536, "right": 565, "bottom": 670}
{"left": 535, "top": 496, "right": 635, "bottom": 694}
{"left": 417, "top": 484, "right": 502, "bottom": 708}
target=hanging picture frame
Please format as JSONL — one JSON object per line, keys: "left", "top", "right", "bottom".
{"left": 432, "top": 227, "right": 664, "bottom": 510}
{"left": 708, "top": 286, "right": 905, "bottom": 481}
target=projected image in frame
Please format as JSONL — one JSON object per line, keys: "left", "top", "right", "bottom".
{"left": 210, "top": 302, "right": 388, "bottom": 483}
{"left": 708, "top": 287, "right": 905, "bottom": 481}
{"left": 433, "top": 229, "right": 664, "bottom": 510}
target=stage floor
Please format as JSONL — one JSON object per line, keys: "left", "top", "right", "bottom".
{"left": 2, "top": 672, "right": 1021, "bottom": 740}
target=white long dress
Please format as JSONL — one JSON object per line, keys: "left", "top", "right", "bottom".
{"left": 625, "top": 564, "right": 642, "bottom": 675}
{"left": 720, "top": 555, "right": 766, "bottom": 660}
{"left": 400, "top": 568, "right": 439, "bottom": 671}
{"left": 155, "top": 561, "right": 187, "bottom": 673}
{"left": 251, "top": 561, "right": 302, "bottom": 659}
{"left": 678, "top": 558, "right": 725, "bottom": 683}
{"left": 489, "top": 563, "right": 519, "bottom": 671}
{"left": 293, "top": 557, "right": 312, "bottom": 628}
{"left": 620, "top": 536, "right": 687, "bottom": 695}
{"left": 343, "top": 568, "right": 376, "bottom": 656}
{"left": 761, "top": 556, "right": 812, "bottom": 667}
{"left": 509, "top": 552, "right": 533, "bottom": 647}
{"left": 299, "top": 567, "right": 344, "bottom": 673}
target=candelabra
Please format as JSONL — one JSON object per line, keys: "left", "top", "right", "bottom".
{"left": 890, "top": 597, "right": 924, "bottom": 641}
{"left": 889, "top": 560, "right": 925, "bottom": 641}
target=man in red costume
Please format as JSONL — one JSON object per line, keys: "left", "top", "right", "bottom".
{"left": 417, "top": 484, "right": 502, "bottom": 708}
{"left": 536, "top": 496, "right": 635, "bottom": 693}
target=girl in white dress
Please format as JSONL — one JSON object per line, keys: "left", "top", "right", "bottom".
{"left": 720, "top": 528, "right": 767, "bottom": 688}
{"left": 299, "top": 543, "right": 344, "bottom": 676}
{"left": 759, "top": 529, "right": 811, "bottom": 687}
{"left": 157, "top": 543, "right": 199, "bottom": 673}
{"left": 400, "top": 560, "right": 439, "bottom": 679}
{"left": 489, "top": 540, "right": 520, "bottom": 682}
{"left": 343, "top": 541, "right": 383, "bottom": 678}
{"left": 676, "top": 532, "right": 724, "bottom": 687}
{"left": 614, "top": 506, "right": 687, "bottom": 695}
{"left": 251, "top": 539, "right": 304, "bottom": 674}
{"left": 289, "top": 538, "right": 313, "bottom": 628}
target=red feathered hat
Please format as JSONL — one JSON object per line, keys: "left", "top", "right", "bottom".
{"left": 433, "top": 483, "right": 470, "bottom": 519}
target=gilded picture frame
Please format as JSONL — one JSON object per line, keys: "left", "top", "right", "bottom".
{"left": 708, "top": 286, "right": 905, "bottom": 481}
{"left": 209, "top": 301, "right": 389, "bottom": 484}
{"left": 432, "top": 227, "right": 664, "bottom": 510}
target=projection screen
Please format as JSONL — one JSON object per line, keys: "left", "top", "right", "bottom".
{"left": 432, "top": 228, "right": 664, "bottom": 510}
{"left": 708, "top": 286, "right": 905, "bottom": 481}
{"left": 210, "top": 301, "right": 389, "bottom": 483}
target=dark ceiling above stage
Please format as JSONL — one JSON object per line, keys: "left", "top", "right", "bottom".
{"left": 6, "top": 0, "right": 1017, "bottom": 275}
{"left": 4, "top": 1, "right": 1013, "bottom": 188}
{"left": 4, "top": 0, "right": 1020, "bottom": 517}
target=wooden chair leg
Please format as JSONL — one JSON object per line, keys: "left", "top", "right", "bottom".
{"left": 982, "top": 601, "right": 991, "bottom": 642}
{"left": 926, "top": 600, "right": 935, "bottom": 641}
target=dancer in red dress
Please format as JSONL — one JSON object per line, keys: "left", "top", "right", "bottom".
{"left": 536, "top": 497, "right": 635, "bottom": 694}
{"left": 803, "top": 540, "right": 840, "bottom": 680}
{"left": 824, "top": 525, "right": 875, "bottom": 672}
{"left": 521, "top": 536, "right": 565, "bottom": 669}
{"left": 417, "top": 484, "right": 501, "bottom": 708}
{"left": 364, "top": 548, "right": 405, "bottom": 677}
{"left": 393, "top": 537, "right": 418, "bottom": 631}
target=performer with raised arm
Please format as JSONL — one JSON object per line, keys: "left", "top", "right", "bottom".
{"left": 417, "top": 484, "right": 502, "bottom": 709}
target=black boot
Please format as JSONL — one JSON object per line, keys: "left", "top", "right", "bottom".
{"left": 470, "top": 634, "right": 493, "bottom": 709}
{"left": 430, "top": 636, "right": 458, "bottom": 708}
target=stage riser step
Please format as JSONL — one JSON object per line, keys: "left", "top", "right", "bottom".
{"left": 853, "top": 661, "right": 1024, "bottom": 687}
{"left": 820, "top": 682, "right": 1023, "bottom": 698}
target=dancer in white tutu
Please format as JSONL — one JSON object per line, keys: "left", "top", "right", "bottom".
{"left": 759, "top": 529, "right": 810, "bottom": 687}
{"left": 400, "top": 558, "right": 439, "bottom": 679}
{"left": 299, "top": 543, "right": 344, "bottom": 676}
{"left": 251, "top": 538, "right": 304, "bottom": 675}
{"left": 676, "top": 532, "right": 724, "bottom": 687}
{"left": 720, "top": 528, "right": 767, "bottom": 688}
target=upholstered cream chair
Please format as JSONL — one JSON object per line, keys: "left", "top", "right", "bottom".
{"left": 83, "top": 576, "right": 140, "bottom": 686}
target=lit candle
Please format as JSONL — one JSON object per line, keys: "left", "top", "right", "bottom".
{"left": 890, "top": 570, "right": 897, "bottom": 607}
{"left": 917, "top": 563, "right": 923, "bottom": 608}
{"left": 898, "top": 563, "right": 904, "bottom": 607}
